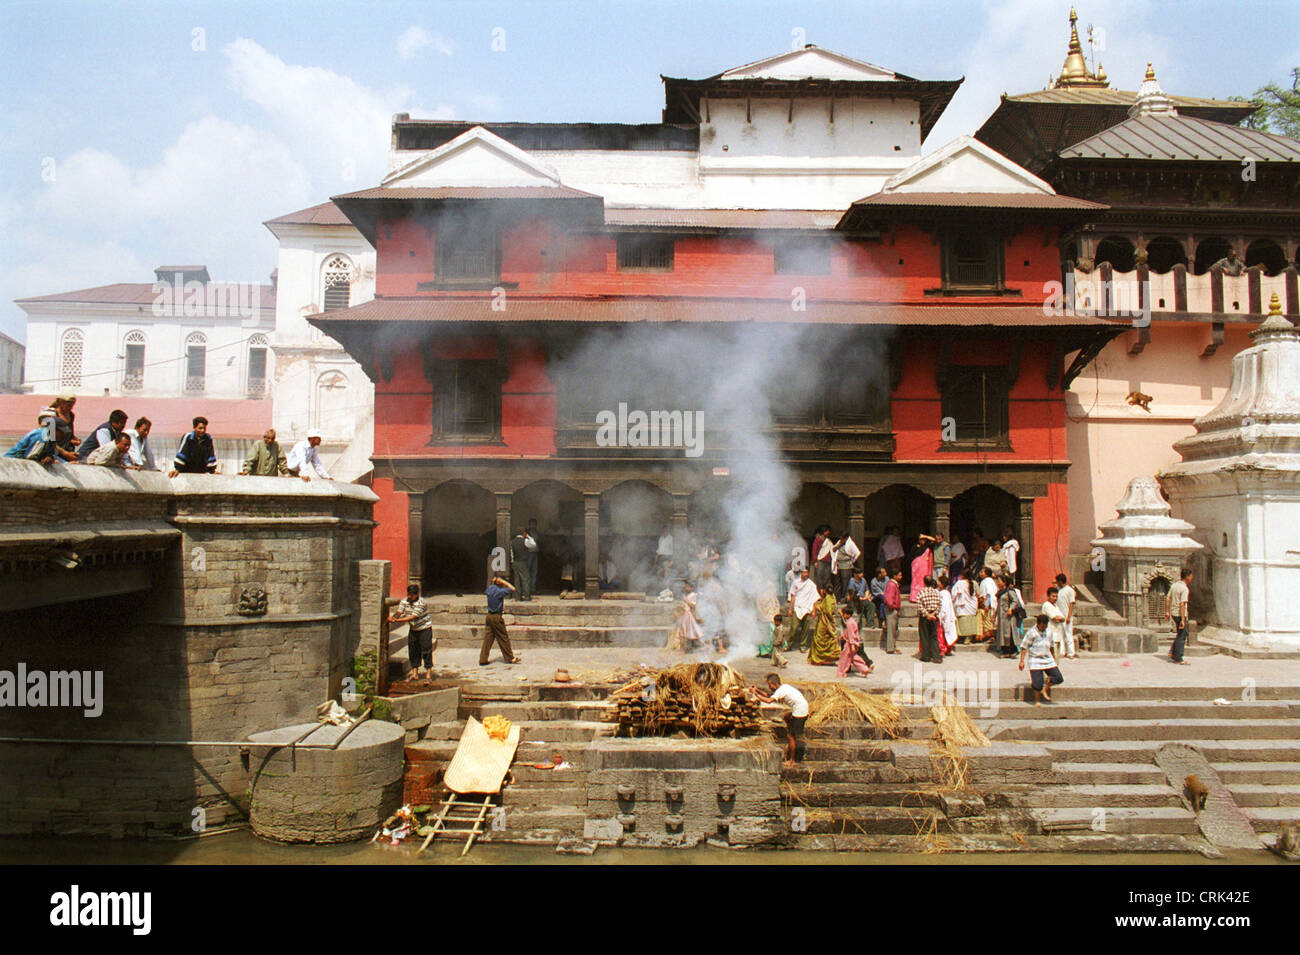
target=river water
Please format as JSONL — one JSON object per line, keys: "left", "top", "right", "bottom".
{"left": 0, "top": 831, "right": 1282, "bottom": 865}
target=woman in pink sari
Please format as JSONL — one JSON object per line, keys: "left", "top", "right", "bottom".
{"left": 908, "top": 536, "right": 934, "bottom": 602}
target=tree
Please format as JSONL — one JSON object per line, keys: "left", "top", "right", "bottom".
{"left": 1237, "top": 68, "right": 1300, "bottom": 138}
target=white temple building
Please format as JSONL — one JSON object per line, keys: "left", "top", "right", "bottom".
{"left": 1162, "top": 295, "right": 1300, "bottom": 649}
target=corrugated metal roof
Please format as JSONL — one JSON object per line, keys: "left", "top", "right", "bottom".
{"left": 264, "top": 201, "right": 352, "bottom": 227}
{"left": 1060, "top": 115, "right": 1300, "bottom": 162}
{"left": 332, "top": 185, "right": 601, "bottom": 201}
{"left": 308, "top": 296, "right": 1122, "bottom": 328}
{"left": 1008, "top": 88, "right": 1249, "bottom": 111}
{"left": 603, "top": 208, "right": 843, "bottom": 229}
{"left": 849, "top": 191, "right": 1105, "bottom": 210}
{"left": 16, "top": 283, "right": 275, "bottom": 308}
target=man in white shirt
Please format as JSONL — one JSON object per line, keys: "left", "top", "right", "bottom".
{"left": 286, "top": 429, "right": 331, "bottom": 481}
{"left": 1164, "top": 568, "right": 1192, "bottom": 665}
{"left": 786, "top": 568, "right": 819, "bottom": 652}
{"left": 1002, "top": 526, "right": 1019, "bottom": 580}
{"left": 655, "top": 528, "right": 674, "bottom": 581}
{"left": 1054, "top": 573, "right": 1076, "bottom": 659}
{"left": 125, "top": 417, "right": 156, "bottom": 470}
{"left": 978, "top": 567, "right": 999, "bottom": 641}
{"left": 754, "top": 673, "right": 809, "bottom": 767}
{"left": 832, "top": 532, "right": 861, "bottom": 600}
{"left": 1043, "top": 585, "right": 1068, "bottom": 657}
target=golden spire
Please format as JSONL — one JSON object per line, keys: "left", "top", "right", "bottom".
{"left": 1145, "top": 62, "right": 1156, "bottom": 81}
{"left": 1054, "top": 7, "right": 1109, "bottom": 88}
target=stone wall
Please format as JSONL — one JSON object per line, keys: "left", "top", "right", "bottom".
{"left": 0, "top": 461, "right": 379, "bottom": 839}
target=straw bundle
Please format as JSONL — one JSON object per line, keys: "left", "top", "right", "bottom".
{"left": 800, "top": 682, "right": 904, "bottom": 738}
{"left": 930, "top": 697, "right": 989, "bottom": 749}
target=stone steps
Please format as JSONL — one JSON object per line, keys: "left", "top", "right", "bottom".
{"left": 1045, "top": 739, "right": 1300, "bottom": 763}
{"left": 1242, "top": 806, "right": 1300, "bottom": 834}
{"left": 790, "top": 832, "right": 1200, "bottom": 853}
{"left": 1031, "top": 806, "right": 1198, "bottom": 835}
{"left": 1052, "top": 762, "right": 1171, "bottom": 785}
{"left": 979, "top": 700, "right": 1299, "bottom": 721}
{"left": 416, "top": 624, "right": 669, "bottom": 648}
{"left": 799, "top": 805, "right": 945, "bottom": 836}
{"left": 458, "top": 700, "right": 615, "bottom": 723}
{"left": 1210, "top": 761, "right": 1300, "bottom": 785}
{"left": 1225, "top": 784, "right": 1300, "bottom": 807}
{"left": 988, "top": 783, "right": 1182, "bottom": 809}
{"left": 987, "top": 718, "right": 1300, "bottom": 742}
{"left": 781, "top": 783, "right": 946, "bottom": 809}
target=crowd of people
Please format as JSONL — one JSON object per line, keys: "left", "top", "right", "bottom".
{"left": 3, "top": 392, "right": 331, "bottom": 480}
{"left": 657, "top": 521, "right": 1091, "bottom": 686}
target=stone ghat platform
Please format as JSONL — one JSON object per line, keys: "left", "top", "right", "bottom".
{"left": 386, "top": 647, "right": 1300, "bottom": 856}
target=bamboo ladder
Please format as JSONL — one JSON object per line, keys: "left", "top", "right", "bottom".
{"left": 417, "top": 792, "right": 496, "bottom": 857}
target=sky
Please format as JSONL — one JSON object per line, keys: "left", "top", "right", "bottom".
{"left": 1, "top": 0, "right": 1297, "bottom": 343}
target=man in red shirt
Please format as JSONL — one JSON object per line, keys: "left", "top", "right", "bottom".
{"left": 882, "top": 568, "right": 903, "bottom": 654}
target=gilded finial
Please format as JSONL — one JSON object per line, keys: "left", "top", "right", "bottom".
{"left": 1145, "top": 62, "right": 1155, "bottom": 81}
{"left": 1269, "top": 292, "right": 1283, "bottom": 316}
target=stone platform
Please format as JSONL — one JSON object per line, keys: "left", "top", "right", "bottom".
{"left": 388, "top": 642, "right": 1300, "bottom": 856}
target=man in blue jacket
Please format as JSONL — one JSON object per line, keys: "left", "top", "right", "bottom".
{"left": 169, "top": 416, "right": 218, "bottom": 476}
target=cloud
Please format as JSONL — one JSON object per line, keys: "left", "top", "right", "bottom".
{"left": 397, "top": 25, "right": 454, "bottom": 60}
{"left": 2, "top": 38, "right": 462, "bottom": 341}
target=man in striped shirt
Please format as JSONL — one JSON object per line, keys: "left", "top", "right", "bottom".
{"left": 390, "top": 584, "right": 435, "bottom": 681}
{"left": 914, "top": 575, "right": 944, "bottom": 664}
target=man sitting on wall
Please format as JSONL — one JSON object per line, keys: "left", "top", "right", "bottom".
{"left": 75, "top": 408, "right": 128, "bottom": 462}
{"left": 170, "top": 416, "right": 218, "bottom": 476}
{"left": 241, "top": 428, "right": 289, "bottom": 476}
{"left": 286, "top": 429, "right": 331, "bottom": 481}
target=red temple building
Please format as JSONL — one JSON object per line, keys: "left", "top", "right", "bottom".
{"left": 305, "top": 47, "right": 1122, "bottom": 599}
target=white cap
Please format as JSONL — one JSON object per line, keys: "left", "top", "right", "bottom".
{"left": 306, "top": 429, "right": 323, "bottom": 440}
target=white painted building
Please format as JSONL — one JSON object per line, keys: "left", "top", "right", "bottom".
{"left": 10, "top": 266, "right": 276, "bottom": 473}
{"left": 382, "top": 46, "right": 959, "bottom": 212}
{"left": 0, "top": 331, "right": 23, "bottom": 393}
{"left": 262, "top": 203, "right": 376, "bottom": 482}
{"left": 17, "top": 266, "right": 275, "bottom": 401}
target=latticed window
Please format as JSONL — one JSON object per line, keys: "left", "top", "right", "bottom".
{"left": 184, "top": 332, "right": 206, "bottom": 394}
{"left": 247, "top": 334, "right": 268, "bottom": 398}
{"left": 60, "top": 329, "right": 84, "bottom": 389}
{"left": 1145, "top": 576, "right": 1171, "bottom": 625}
{"left": 322, "top": 255, "right": 352, "bottom": 312}
{"left": 617, "top": 236, "right": 674, "bottom": 270}
{"left": 123, "top": 330, "right": 145, "bottom": 392}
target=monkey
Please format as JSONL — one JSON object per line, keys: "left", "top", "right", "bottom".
{"left": 1274, "top": 824, "right": 1298, "bottom": 859}
{"left": 1184, "top": 774, "right": 1209, "bottom": 811}
{"left": 1127, "top": 391, "right": 1153, "bottom": 412}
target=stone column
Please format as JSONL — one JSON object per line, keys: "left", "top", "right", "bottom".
{"left": 671, "top": 494, "right": 690, "bottom": 542}
{"left": 933, "top": 496, "right": 952, "bottom": 540}
{"left": 494, "top": 492, "right": 512, "bottom": 552}
{"left": 848, "top": 496, "right": 866, "bottom": 570}
{"left": 407, "top": 492, "right": 424, "bottom": 590}
{"left": 1018, "top": 497, "right": 1035, "bottom": 599}
{"left": 584, "top": 492, "right": 601, "bottom": 599}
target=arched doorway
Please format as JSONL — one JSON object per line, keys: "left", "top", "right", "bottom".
{"left": 951, "top": 484, "right": 1021, "bottom": 576}
{"left": 424, "top": 481, "right": 495, "bottom": 594}
{"left": 1145, "top": 236, "right": 1186, "bottom": 274}
{"left": 865, "top": 485, "right": 935, "bottom": 586}
{"left": 511, "top": 480, "right": 583, "bottom": 595}
{"left": 602, "top": 480, "right": 673, "bottom": 593}
{"left": 1194, "top": 236, "right": 1234, "bottom": 274}
{"left": 1095, "top": 236, "right": 1136, "bottom": 272}
{"left": 1245, "top": 238, "right": 1287, "bottom": 276}
{"left": 792, "top": 483, "right": 849, "bottom": 540}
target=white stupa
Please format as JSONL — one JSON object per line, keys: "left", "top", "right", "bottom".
{"left": 1161, "top": 294, "right": 1300, "bottom": 648}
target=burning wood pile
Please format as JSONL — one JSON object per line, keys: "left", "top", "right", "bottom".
{"left": 608, "top": 663, "right": 765, "bottom": 737}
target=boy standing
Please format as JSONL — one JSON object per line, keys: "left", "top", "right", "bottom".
{"left": 754, "top": 673, "right": 809, "bottom": 768}
{"left": 390, "top": 584, "right": 435, "bottom": 681}
{"left": 1019, "top": 613, "right": 1064, "bottom": 706}
{"left": 1055, "top": 573, "right": 1077, "bottom": 659}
